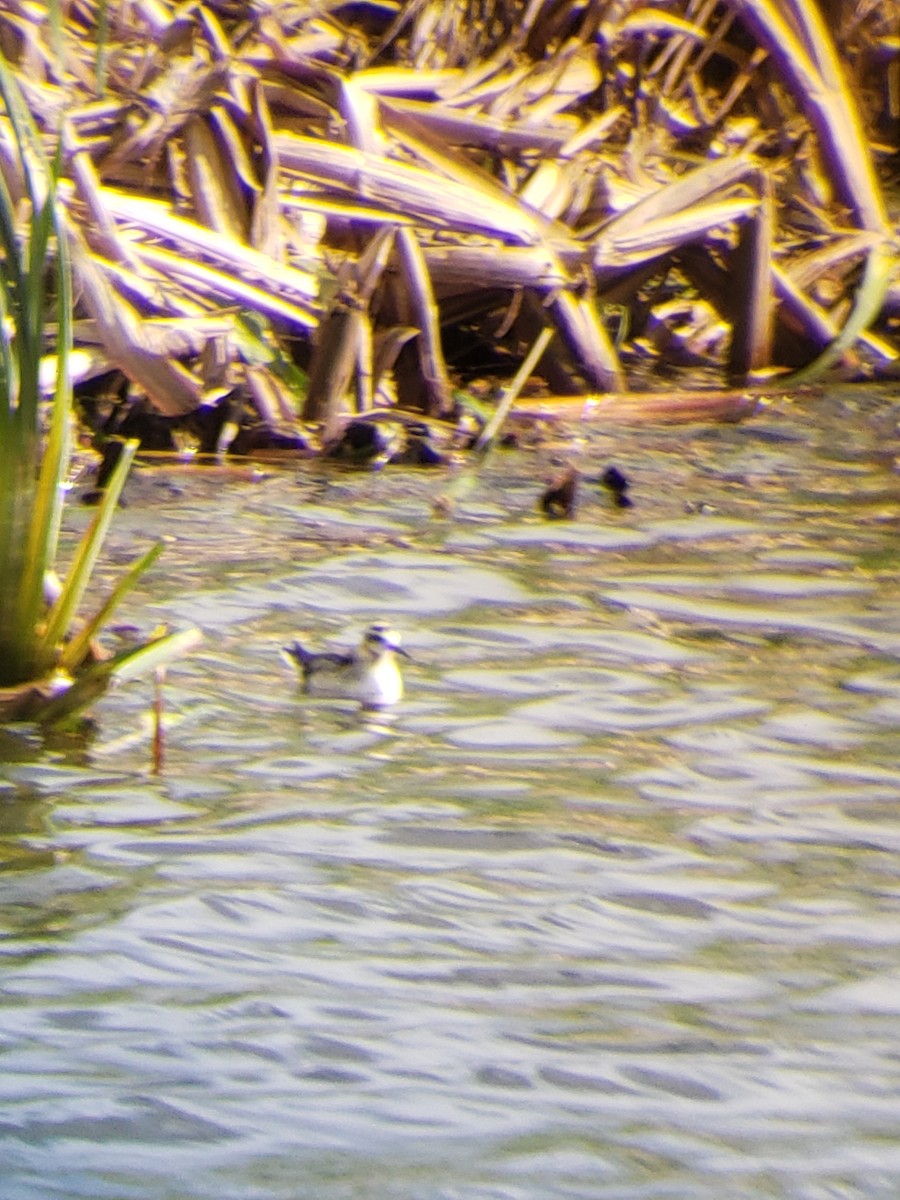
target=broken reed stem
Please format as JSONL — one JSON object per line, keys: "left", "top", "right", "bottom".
{"left": 152, "top": 666, "right": 166, "bottom": 774}
{"left": 472, "top": 326, "right": 556, "bottom": 456}
{"left": 433, "top": 325, "right": 556, "bottom": 518}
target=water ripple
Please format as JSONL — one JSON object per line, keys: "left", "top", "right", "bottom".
{"left": 3, "top": 393, "right": 900, "bottom": 1199}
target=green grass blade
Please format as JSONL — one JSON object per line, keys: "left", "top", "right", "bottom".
{"left": 99, "top": 627, "right": 204, "bottom": 686}
{"left": 21, "top": 210, "right": 73, "bottom": 672}
{"left": 0, "top": 165, "right": 25, "bottom": 370}
{"left": 40, "top": 439, "right": 138, "bottom": 654}
{"left": 0, "top": 53, "right": 51, "bottom": 420}
{"left": 35, "top": 627, "right": 203, "bottom": 727}
{"left": 0, "top": 48, "right": 69, "bottom": 682}
{"left": 59, "top": 541, "right": 165, "bottom": 674}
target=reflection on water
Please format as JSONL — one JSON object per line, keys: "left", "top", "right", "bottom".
{"left": 2, "top": 389, "right": 900, "bottom": 1199}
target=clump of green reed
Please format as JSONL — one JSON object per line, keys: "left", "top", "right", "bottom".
{"left": 0, "top": 53, "right": 197, "bottom": 723}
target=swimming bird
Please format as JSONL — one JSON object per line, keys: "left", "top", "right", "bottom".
{"left": 282, "top": 622, "right": 409, "bottom": 707}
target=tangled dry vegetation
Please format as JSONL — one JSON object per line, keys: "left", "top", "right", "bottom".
{"left": 1, "top": 0, "right": 898, "bottom": 447}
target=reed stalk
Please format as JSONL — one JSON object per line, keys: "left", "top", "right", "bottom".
{"left": 0, "top": 49, "right": 198, "bottom": 719}
{"left": 0, "top": 51, "right": 69, "bottom": 685}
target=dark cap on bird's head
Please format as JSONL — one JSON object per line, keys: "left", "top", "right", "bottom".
{"left": 365, "top": 623, "right": 409, "bottom": 657}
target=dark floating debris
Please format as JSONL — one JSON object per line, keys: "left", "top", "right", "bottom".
{"left": 601, "top": 465, "right": 633, "bottom": 509}
{"left": 389, "top": 421, "right": 447, "bottom": 466}
{"left": 324, "top": 418, "right": 398, "bottom": 466}
{"left": 541, "top": 466, "right": 579, "bottom": 519}
{"left": 77, "top": 373, "right": 309, "bottom": 462}
{"left": 324, "top": 415, "right": 449, "bottom": 468}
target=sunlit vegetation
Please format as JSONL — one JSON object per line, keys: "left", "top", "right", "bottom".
{"left": 0, "top": 55, "right": 199, "bottom": 723}
{"left": 0, "top": 2, "right": 898, "bottom": 447}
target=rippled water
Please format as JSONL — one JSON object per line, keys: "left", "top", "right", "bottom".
{"left": 2, "top": 388, "right": 900, "bottom": 1199}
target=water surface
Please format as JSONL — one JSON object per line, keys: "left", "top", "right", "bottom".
{"left": 2, "top": 387, "right": 900, "bottom": 1199}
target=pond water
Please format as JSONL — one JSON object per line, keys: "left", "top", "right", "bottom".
{"left": 2, "top": 387, "right": 900, "bottom": 1200}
